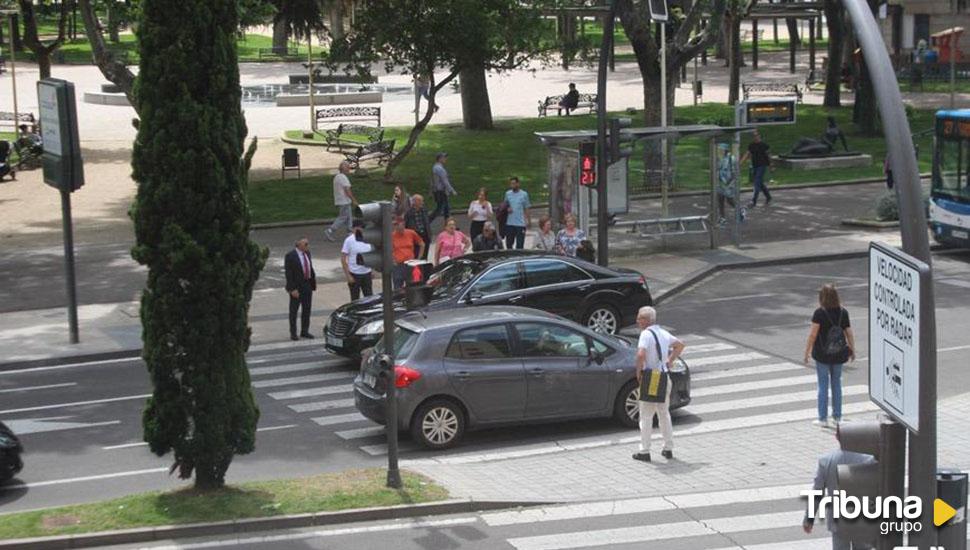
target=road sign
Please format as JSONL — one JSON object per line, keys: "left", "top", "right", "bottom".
{"left": 868, "top": 242, "right": 929, "bottom": 433}
{"left": 38, "top": 78, "right": 84, "bottom": 192}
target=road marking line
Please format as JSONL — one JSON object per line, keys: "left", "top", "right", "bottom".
{"left": 252, "top": 372, "right": 353, "bottom": 388}
{"left": 0, "top": 393, "right": 150, "bottom": 415}
{"left": 680, "top": 386, "right": 869, "bottom": 415}
{"left": 0, "top": 382, "right": 77, "bottom": 393}
{"left": 1, "top": 467, "right": 169, "bottom": 491}
{"left": 310, "top": 412, "right": 368, "bottom": 426}
{"left": 0, "top": 357, "right": 138, "bottom": 376}
{"left": 482, "top": 483, "right": 806, "bottom": 526}
{"left": 691, "top": 362, "right": 803, "bottom": 381}
{"left": 289, "top": 398, "right": 355, "bottom": 413}
{"left": 683, "top": 342, "right": 736, "bottom": 354}
{"left": 691, "top": 375, "right": 818, "bottom": 398}
{"left": 703, "top": 292, "right": 778, "bottom": 303}
{"left": 335, "top": 426, "right": 385, "bottom": 440}
{"left": 707, "top": 539, "right": 832, "bottom": 550}
{"left": 268, "top": 384, "right": 353, "bottom": 400}
{"left": 9, "top": 418, "right": 122, "bottom": 435}
{"left": 256, "top": 424, "right": 298, "bottom": 432}
{"left": 148, "top": 517, "right": 478, "bottom": 549}
{"left": 687, "top": 352, "right": 768, "bottom": 367}
{"left": 102, "top": 442, "right": 148, "bottom": 450}
{"left": 249, "top": 362, "right": 337, "bottom": 376}
{"left": 359, "top": 442, "right": 420, "bottom": 456}
{"left": 508, "top": 511, "right": 801, "bottom": 550}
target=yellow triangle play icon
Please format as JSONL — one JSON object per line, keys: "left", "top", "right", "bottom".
{"left": 934, "top": 498, "right": 957, "bottom": 527}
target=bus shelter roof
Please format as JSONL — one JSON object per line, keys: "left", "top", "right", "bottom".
{"left": 534, "top": 124, "right": 755, "bottom": 146}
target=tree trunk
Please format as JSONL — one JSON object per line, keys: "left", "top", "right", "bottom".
{"left": 331, "top": 0, "right": 345, "bottom": 40}
{"left": 459, "top": 64, "right": 493, "bottom": 130}
{"left": 641, "top": 71, "right": 677, "bottom": 187}
{"left": 715, "top": 18, "right": 728, "bottom": 60}
{"left": 383, "top": 72, "right": 460, "bottom": 179}
{"left": 18, "top": 0, "right": 69, "bottom": 80}
{"left": 12, "top": 14, "right": 23, "bottom": 52}
{"left": 728, "top": 14, "right": 742, "bottom": 105}
{"left": 78, "top": 0, "right": 136, "bottom": 104}
{"left": 822, "top": 0, "right": 844, "bottom": 107}
{"left": 785, "top": 18, "right": 799, "bottom": 46}
{"left": 107, "top": 2, "right": 120, "bottom": 43}
{"left": 272, "top": 16, "right": 288, "bottom": 52}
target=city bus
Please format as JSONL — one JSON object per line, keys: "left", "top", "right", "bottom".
{"left": 931, "top": 110, "right": 970, "bottom": 247}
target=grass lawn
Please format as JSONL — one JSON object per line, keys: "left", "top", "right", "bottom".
{"left": 250, "top": 104, "right": 936, "bottom": 224}
{"left": 898, "top": 79, "right": 970, "bottom": 94}
{"left": 0, "top": 469, "right": 446, "bottom": 541}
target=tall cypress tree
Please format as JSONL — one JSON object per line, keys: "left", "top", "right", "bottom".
{"left": 130, "top": 0, "right": 267, "bottom": 489}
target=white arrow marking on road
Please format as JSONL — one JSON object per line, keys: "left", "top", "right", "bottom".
{"left": 6, "top": 416, "right": 121, "bottom": 435}
{"left": 0, "top": 382, "right": 77, "bottom": 393}
{"left": 1, "top": 467, "right": 170, "bottom": 491}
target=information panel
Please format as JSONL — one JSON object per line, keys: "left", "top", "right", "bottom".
{"left": 738, "top": 98, "right": 797, "bottom": 125}
{"left": 868, "top": 242, "right": 928, "bottom": 433}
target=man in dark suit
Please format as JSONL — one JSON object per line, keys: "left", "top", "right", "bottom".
{"left": 284, "top": 237, "right": 317, "bottom": 341}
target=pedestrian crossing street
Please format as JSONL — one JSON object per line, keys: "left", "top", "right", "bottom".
{"left": 248, "top": 333, "right": 878, "bottom": 460}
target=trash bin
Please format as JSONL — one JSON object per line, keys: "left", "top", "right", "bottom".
{"left": 693, "top": 80, "right": 703, "bottom": 98}
{"left": 938, "top": 470, "right": 968, "bottom": 550}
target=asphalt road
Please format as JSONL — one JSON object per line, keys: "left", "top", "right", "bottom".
{"left": 3, "top": 250, "right": 969, "bottom": 519}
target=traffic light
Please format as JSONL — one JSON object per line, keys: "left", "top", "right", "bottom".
{"left": 579, "top": 141, "right": 597, "bottom": 188}
{"left": 608, "top": 117, "right": 634, "bottom": 164}
{"left": 355, "top": 201, "right": 392, "bottom": 273}
{"left": 836, "top": 417, "right": 906, "bottom": 548}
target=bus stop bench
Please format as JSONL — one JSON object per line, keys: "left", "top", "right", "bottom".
{"left": 742, "top": 82, "right": 803, "bottom": 103}
{"left": 325, "top": 124, "right": 385, "bottom": 152}
{"left": 315, "top": 106, "right": 382, "bottom": 128}
{"left": 344, "top": 140, "right": 395, "bottom": 171}
{"left": 538, "top": 93, "right": 597, "bottom": 117}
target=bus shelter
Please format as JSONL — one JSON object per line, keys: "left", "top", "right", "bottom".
{"left": 534, "top": 124, "right": 755, "bottom": 251}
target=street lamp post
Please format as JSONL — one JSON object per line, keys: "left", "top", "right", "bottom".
{"left": 2, "top": 10, "right": 20, "bottom": 141}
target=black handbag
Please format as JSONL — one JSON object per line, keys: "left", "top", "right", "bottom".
{"left": 638, "top": 329, "right": 669, "bottom": 403}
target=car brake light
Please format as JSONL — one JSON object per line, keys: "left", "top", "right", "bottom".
{"left": 394, "top": 365, "right": 422, "bottom": 388}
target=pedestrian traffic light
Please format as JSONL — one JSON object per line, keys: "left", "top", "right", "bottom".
{"left": 836, "top": 417, "right": 906, "bottom": 547}
{"left": 608, "top": 117, "right": 634, "bottom": 164}
{"left": 579, "top": 141, "right": 597, "bottom": 188}
{"left": 355, "top": 201, "right": 392, "bottom": 273}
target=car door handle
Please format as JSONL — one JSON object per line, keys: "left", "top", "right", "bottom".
{"left": 509, "top": 295, "right": 523, "bottom": 303}
{"left": 528, "top": 368, "right": 545, "bottom": 376}
{"left": 454, "top": 371, "right": 471, "bottom": 379}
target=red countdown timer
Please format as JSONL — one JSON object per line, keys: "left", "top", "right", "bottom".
{"left": 579, "top": 141, "right": 597, "bottom": 188}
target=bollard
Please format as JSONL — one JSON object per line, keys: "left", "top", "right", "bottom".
{"left": 937, "top": 471, "right": 968, "bottom": 550}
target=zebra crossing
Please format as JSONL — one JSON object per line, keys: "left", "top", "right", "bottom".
{"left": 247, "top": 333, "right": 878, "bottom": 460}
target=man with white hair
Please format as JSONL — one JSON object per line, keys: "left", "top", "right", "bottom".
{"left": 633, "top": 306, "right": 685, "bottom": 462}
{"left": 325, "top": 161, "right": 358, "bottom": 242}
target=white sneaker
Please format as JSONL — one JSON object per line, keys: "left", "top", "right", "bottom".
{"left": 828, "top": 418, "right": 841, "bottom": 429}
{"left": 812, "top": 419, "right": 826, "bottom": 427}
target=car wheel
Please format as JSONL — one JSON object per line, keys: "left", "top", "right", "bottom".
{"left": 613, "top": 380, "right": 640, "bottom": 428}
{"left": 411, "top": 399, "right": 466, "bottom": 450}
{"left": 584, "top": 304, "right": 620, "bottom": 335}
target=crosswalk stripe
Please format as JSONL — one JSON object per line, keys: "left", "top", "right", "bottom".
{"left": 252, "top": 372, "right": 353, "bottom": 388}
{"left": 335, "top": 426, "right": 385, "bottom": 440}
{"left": 691, "top": 374, "right": 818, "bottom": 397}
{"left": 482, "top": 483, "right": 805, "bottom": 526}
{"left": 249, "top": 361, "right": 342, "bottom": 377}
{"left": 507, "top": 511, "right": 801, "bottom": 550}
{"left": 359, "top": 442, "right": 419, "bottom": 456}
{"left": 691, "top": 362, "right": 804, "bottom": 381}
{"left": 311, "top": 412, "right": 368, "bottom": 426}
{"left": 268, "top": 384, "right": 352, "bottom": 400}
{"left": 679, "top": 386, "right": 869, "bottom": 416}
{"left": 708, "top": 539, "right": 831, "bottom": 550}
{"left": 688, "top": 352, "right": 768, "bottom": 367}
{"left": 684, "top": 342, "right": 737, "bottom": 354}
{"left": 288, "top": 398, "right": 355, "bottom": 413}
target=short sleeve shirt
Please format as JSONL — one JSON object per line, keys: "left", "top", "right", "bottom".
{"left": 341, "top": 234, "right": 373, "bottom": 275}
{"left": 391, "top": 229, "right": 423, "bottom": 264}
{"left": 748, "top": 142, "right": 771, "bottom": 167}
{"left": 637, "top": 326, "right": 677, "bottom": 372}
{"left": 436, "top": 230, "right": 468, "bottom": 261}
{"left": 333, "top": 173, "right": 352, "bottom": 206}
{"left": 504, "top": 189, "right": 531, "bottom": 227}
{"left": 812, "top": 307, "right": 851, "bottom": 363}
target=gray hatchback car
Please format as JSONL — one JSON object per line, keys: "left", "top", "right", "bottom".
{"left": 353, "top": 306, "right": 691, "bottom": 449}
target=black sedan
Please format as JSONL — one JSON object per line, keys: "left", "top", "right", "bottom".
{"left": 0, "top": 421, "right": 23, "bottom": 483}
{"left": 324, "top": 250, "right": 652, "bottom": 358}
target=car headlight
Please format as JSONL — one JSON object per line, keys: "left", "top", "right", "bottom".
{"left": 357, "top": 320, "right": 385, "bottom": 336}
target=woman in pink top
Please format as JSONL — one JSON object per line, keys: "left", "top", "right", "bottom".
{"left": 434, "top": 217, "right": 471, "bottom": 265}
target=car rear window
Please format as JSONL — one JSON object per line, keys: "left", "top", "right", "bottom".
{"left": 375, "top": 327, "right": 420, "bottom": 358}
{"left": 446, "top": 324, "right": 511, "bottom": 360}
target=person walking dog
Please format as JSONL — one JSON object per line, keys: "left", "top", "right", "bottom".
{"left": 804, "top": 284, "right": 855, "bottom": 429}
{"left": 632, "top": 306, "right": 685, "bottom": 463}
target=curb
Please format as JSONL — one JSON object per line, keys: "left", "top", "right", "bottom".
{"left": 0, "top": 499, "right": 545, "bottom": 550}
{"left": 279, "top": 131, "right": 328, "bottom": 147}
{"left": 840, "top": 218, "right": 900, "bottom": 229}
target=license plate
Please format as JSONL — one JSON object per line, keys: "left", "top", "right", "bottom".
{"left": 363, "top": 373, "right": 376, "bottom": 387}
{"left": 952, "top": 229, "right": 969, "bottom": 241}
{"left": 326, "top": 335, "right": 344, "bottom": 348}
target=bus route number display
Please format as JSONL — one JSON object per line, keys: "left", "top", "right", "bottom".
{"left": 739, "top": 98, "right": 797, "bottom": 126}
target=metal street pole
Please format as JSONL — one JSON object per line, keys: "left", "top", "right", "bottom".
{"left": 842, "top": 2, "right": 937, "bottom": 548}
{"left": 595, "top": 1, "right": 614, "bottom": 268}
{"left": 952, "top": 0, "right": 958, "bottom": 109}
{"left": 380, "top": 202, "right": 402, "bottom": 489}
{"left": 308, "top": 37, "right": 315, "bottom": 132}
{"left": 61, "top": 188, "right": 79, "bottom": 343}
{"left": 660, "top": 22, "right": 668, "bottom": 216}
{"left": 8, "top": 13, "right": 19, "bottom": 141}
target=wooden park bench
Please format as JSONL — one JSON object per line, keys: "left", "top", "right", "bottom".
{"left": 742, "top": 81, "right": 803, "bottom": 103}
{"left": 344, "top": 140, "right": 395, "bottom": 171}
{"left": 324, "top": 124, "right": 385, "bottom": 152}
{"left": 0, "top": 112, "right": 37, "bottom": 134}
{"left": 257, "top": 47, "right": 300, "bottom": 60}
{"left": 537, "top": 92, "right": 597, "bottom": 117}
{"left": 315, "top": 106, "right": 382, "bottom": 129}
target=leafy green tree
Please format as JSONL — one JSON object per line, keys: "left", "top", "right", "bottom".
{"left": 131, "top": 0, "right": 266, "bottom": 490}
{"left": 270, "top": 0, "right": 325, "bottom": 53}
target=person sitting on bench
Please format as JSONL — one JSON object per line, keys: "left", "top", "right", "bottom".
{"left": 558, "top": 83, "right": 580, "bottom": 116}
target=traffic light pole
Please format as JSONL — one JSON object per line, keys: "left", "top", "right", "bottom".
{"left": 380, "top": 202, "right": 402, "bottom": 489}
{"left": 843, "top": 1, "right": 937, "bottom": 547}
{"left": 595, "top": 0, "right": 614, "bottom": 268}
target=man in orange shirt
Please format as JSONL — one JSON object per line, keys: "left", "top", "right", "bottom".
{"left": 391, "top": 216, "right": 425, "bottom": 289}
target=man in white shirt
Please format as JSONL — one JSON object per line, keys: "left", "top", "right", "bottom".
{"left": 633, "top": 306, "right": 685, "bottom": 463}
{"left": 325, "top": 161, "right": 358, "bottom": 242}
{"left": 341, "top": 220, "right": 374, "bottom": 300}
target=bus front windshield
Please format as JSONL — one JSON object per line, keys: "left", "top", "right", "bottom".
{"left": 936, "top": 135, "right": 970, "bottom": 203}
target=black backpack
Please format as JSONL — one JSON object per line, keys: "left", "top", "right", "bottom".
{"left": 823, "top": 309, "right": 849, "bottom": 358}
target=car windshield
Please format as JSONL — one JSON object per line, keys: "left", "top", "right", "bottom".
{"left": 427, "top": 259, "right": 483, "bottom": 299}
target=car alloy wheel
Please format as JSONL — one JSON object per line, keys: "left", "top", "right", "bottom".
{"left": 421, "top": 406, "right": 459, "bottom": 446}
{"left": 586, "top": 306, "right": 619, "bottom": 334}
{"left": 624, "top": 386, "right": 640, "bottom": 423}
{"left": 613, "top": 380, "right": 641, "bottom": 428}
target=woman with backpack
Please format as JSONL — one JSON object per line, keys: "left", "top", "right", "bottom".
{"left": 803, "top": 284, "right": 855, "bottom": 429}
